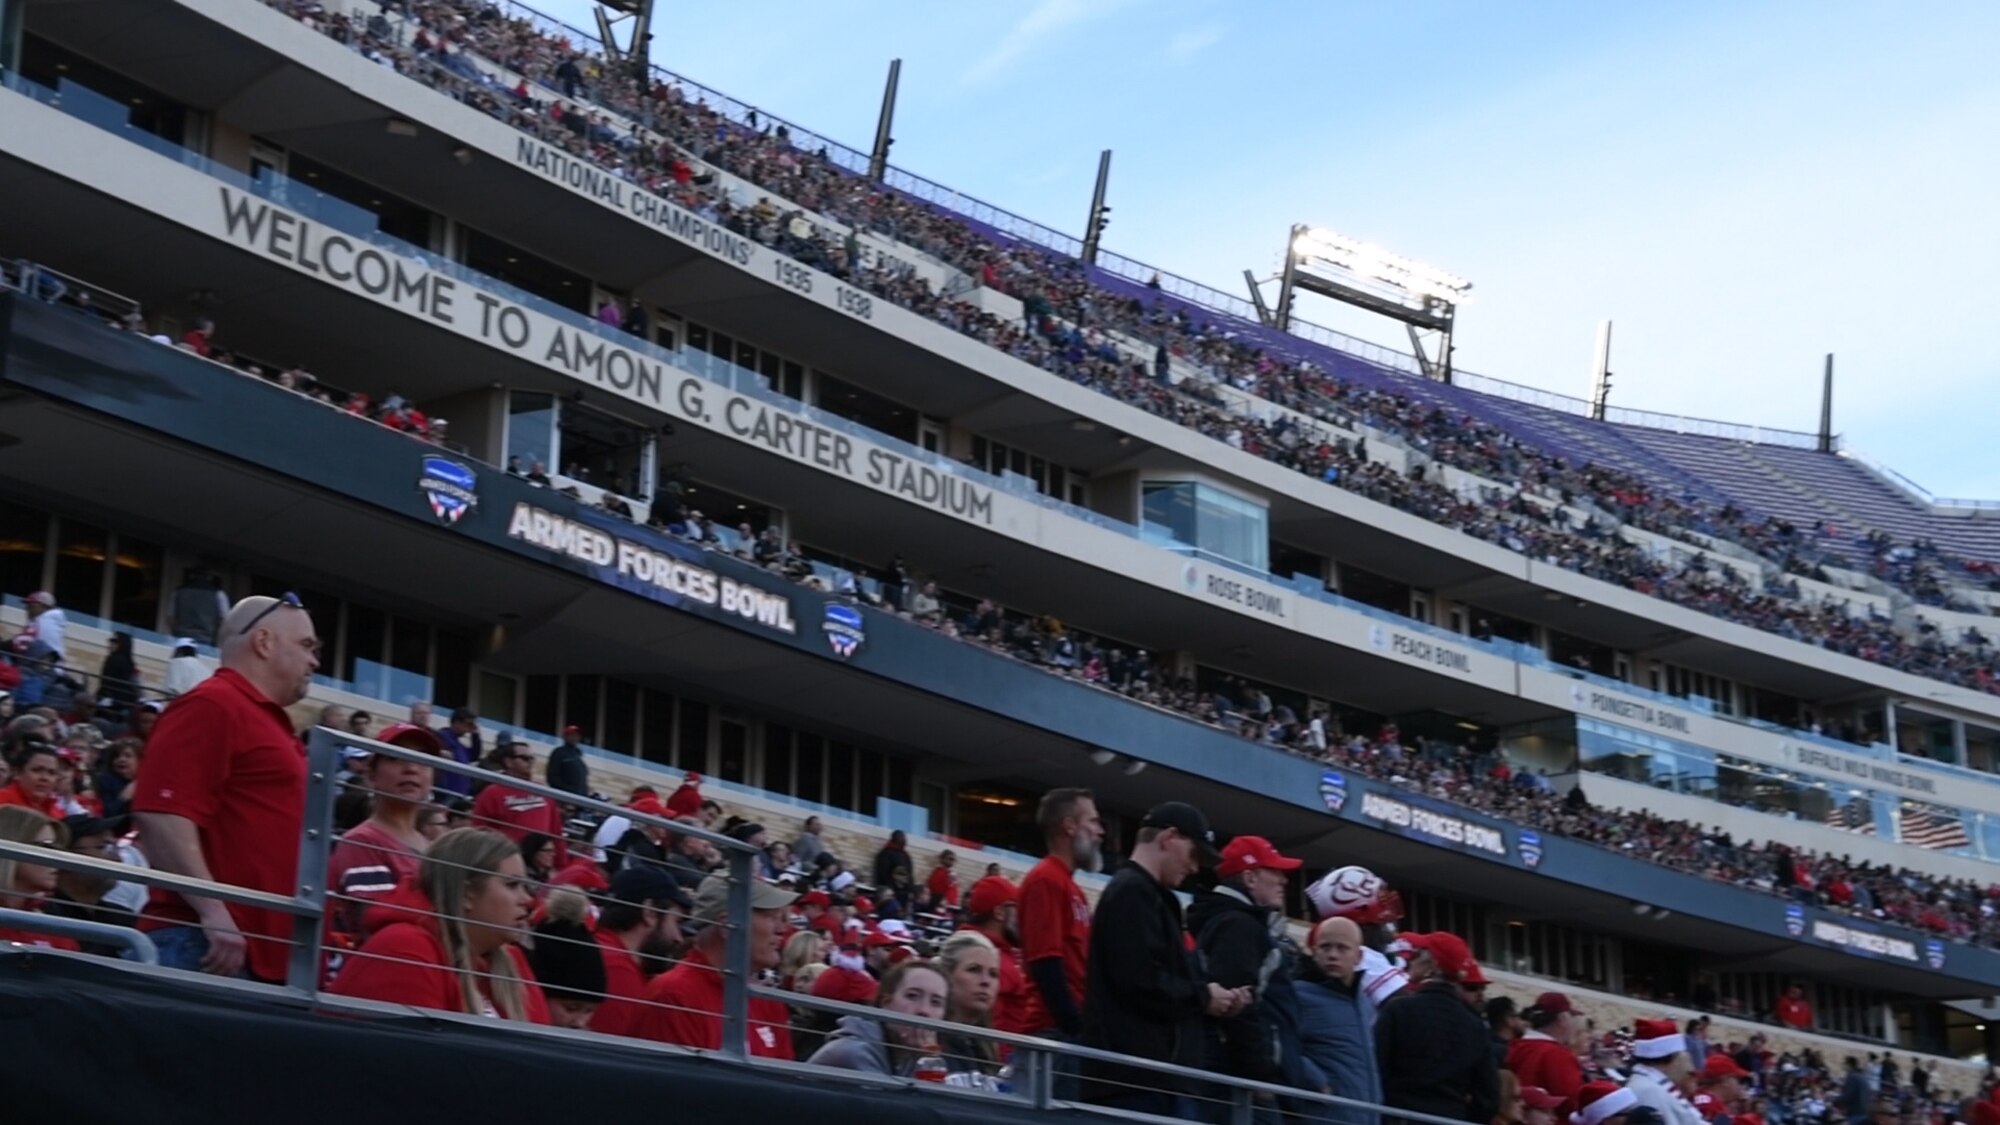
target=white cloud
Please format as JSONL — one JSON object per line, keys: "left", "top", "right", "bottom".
{"left": 1164, "top": 23, "right": 1226, "bottom": 64}
{"left": 962, "top": 0, "right": 1133, "bottom": 85}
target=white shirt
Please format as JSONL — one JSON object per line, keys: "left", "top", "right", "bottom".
{"left": 165, "top": 654, "right": 212, "bottom": 696}
{"left": 1359, "top": 946, "right": 1408, "bottom": 1007}
{"left": 25, "top": 607, "right": 65, "bottom": 661}
{"left": 1626, "top": 1064, "right": 1705, "bottom": 1125}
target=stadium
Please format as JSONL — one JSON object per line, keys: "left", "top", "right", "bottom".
{"left": 0, "top": 0, "right": 1997, "bottom": 1121}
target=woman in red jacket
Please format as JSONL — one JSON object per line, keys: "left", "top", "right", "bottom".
{"left": 0, "top": 743, "right": 64, "bottom": 820}
{"left": 0, "top": 806, "right": 78, "bottom": 950}
{"left": 329, "top": 827, "right": 550, "bottom": 1024}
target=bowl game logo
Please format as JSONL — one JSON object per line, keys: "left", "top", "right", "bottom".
{"left": 1926, "top": 939, "right": 1946, "bottom": 970}
{"left": 823, "top": 603, "right": 865, "bottom": 659}
{"left": 1318, "top": 771, "right": 1347, "bottom": 813}
{"left": 1517, "top": 830, "right": 1543, "bottom": 868}
{"left": 418, "top": 456, "right": 478, "bottom": 524}
{"left": 1784, "top": 903, "right": 1806, "bottom": 937}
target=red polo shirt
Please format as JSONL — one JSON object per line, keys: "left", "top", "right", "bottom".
{"left": 588, "top": 928, "right": 650, "bottom": 1038}
{"left": 133, "top": 668, "right": 305, "bottom": 981}
{"left": 471, "top": 780, "right": 567, "bottom": 866}
{"left": 1017, "top": 854, "right": 1090, "bottom": 1033}
{"left": 630, "top": 947, "right": 793, "bottom": 1058}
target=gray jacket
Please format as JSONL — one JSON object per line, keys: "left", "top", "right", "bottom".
{"left": 806, "top": 1014, "right": 914, "bottom": 1078}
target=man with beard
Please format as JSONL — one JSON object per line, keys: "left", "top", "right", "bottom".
{"left": 1019, "top": 786, "right": 1104, "bottom": 1041}
{"left": 589, "top": 863, "right": 692, "bottom": 1038}
{"left": 961, "top": 873, "right": 1032, "bottom": 1033}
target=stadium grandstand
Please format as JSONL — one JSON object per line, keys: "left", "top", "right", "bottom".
{"left": 1, "top": 0, "right": 1998, "bottom": 1121}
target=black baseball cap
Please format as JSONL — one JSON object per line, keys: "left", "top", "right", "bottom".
{"left": 609, "top": 862, "right": 693, "bottom": 910}
{"left": 1140, "top": 802, "right": 1221, "bottom": 863}
{"left": 63, "top": 813, "right": 130, "bottom": 840}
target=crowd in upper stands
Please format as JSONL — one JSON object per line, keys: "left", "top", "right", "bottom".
{"left": 16, "top": 262, "right": 2000, "bottom": 956}
{"left": 256, "top": 0, "right": 2000, "bottom": 705}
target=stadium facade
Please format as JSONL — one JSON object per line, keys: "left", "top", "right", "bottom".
{"left": 5, "top": 0, "right": 2000, "bottom": 1069}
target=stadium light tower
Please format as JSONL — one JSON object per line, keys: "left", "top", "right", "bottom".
{"left": 1079, "top": 150, "right": 1113, "bottom": 265}
{"left": 592, "top": 0, "right": 657, "bottom": 80}
{"left": 1271, "top": 224, "right": 1471, "bottom": 383}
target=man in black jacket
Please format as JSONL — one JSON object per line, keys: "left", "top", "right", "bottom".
{"left": 1190, "top": 834, "right": 1308, "bottom": 1107}
{"left": 1374, "top": 931, "right": 1499, "bottom": 1124}
{"left": 546, "top": 724, "right": 590, "bottom": 798}
{"left": 1083, "top": 802, "right": 1250, "bottom": 1118}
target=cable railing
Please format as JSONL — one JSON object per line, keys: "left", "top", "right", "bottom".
{"left": 0, "top": 723, "right": 1483, "bottom": 1125}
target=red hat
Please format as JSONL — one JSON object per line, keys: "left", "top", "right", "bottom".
{"left": 1522, "top": 1087, "right": 1566, "bottom": 1112}
{"left": 563, "top": 724, "right": 581, "bottom": 736}
{"left": 1571, "top": 1082, "right": 1638, "bottom": 1125}
{"left": 1399, "top": 932, "right": 1473, "bottom": 981}
{"left": 798, "top": 889, "right": 831, "bottom": 908}
{"left": 852, "top": 895, "right": 874, "bottom": 917}
{"left": 863, "top": 928, "right": 906, "bottom": 949}
{"left": 1702, "top": 1053, "right": 1751, "bottom": 1082}
{"left": 968, "top": 875, "right": 1018, "bottom": 918}
{"left": 627, "top": 796, "right": 666, "bottom": 819}
{"left": 1460, "top": 959, "right": 1489, "bottom": 986}
{"left": 1631, "top": 1017, "right": 1685, "bottom": 1060}
{"left": 680, "top": 772, "right": 703, "bottom": 785}
{"left": 547, "top": 860, "right": 610, "bottom": 894}
{"left": 1533, "top": 991, "right": 1574, "bottom": 1015}
{"left": 1216, "top": 835, "right": 1303, "bottom": 880}
{"left": 372, "top": 722, "right": 445, "bottom": 756}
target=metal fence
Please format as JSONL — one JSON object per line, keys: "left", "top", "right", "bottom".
{"left": 0, "top": 725, "right": 1473, "bottom": 1125}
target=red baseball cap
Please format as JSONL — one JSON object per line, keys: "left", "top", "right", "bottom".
{"left": 1216, "top": 835, "right": 1303, "bottom": 880}
{"left": 1534, "top": 991, "right": 1574, "bottom": 1015}
{"left": 1702, "top": 1054, "right": 1751, "bottom": 1081}
{"left": 372, "top": 722, "right": 445, "bottom": 756}
{"left": 1522, "top": 1087, "right": 1566, "bottom": 1112}
{"left": 798, "top": 889, "right": 831, "bottom": 908}
{"left": 1461, "top": 959, "right": 1489, "bottom": 986}
{"left": 968, "top": 875, "right": 1018, "bottom": 918}
{"left": 1400, "top": 932, "right": 1474, "bottom": 981}
{"left": 628, "top": 796, "right": 666, "bottom": 819}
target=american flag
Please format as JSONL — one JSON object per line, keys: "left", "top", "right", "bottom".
{"left": 1825, "top": 799, "right": 1877, "bottom": 835}
{"left": 1899, "top": 803, "right": 1971, "bottom": 851}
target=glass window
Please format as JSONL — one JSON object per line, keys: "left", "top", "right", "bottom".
{"left": 522, "top": 674, "right": 560, "bottom": 736}
{"left": 765, "top": 724, "right": 794, "bottom": 795}
{"left": 678, "top": 699, "right": 710, "bottom": 773}
{"left": 343, "top": 605, "right": 386, "bottom": 683}
{"left": 828, "top": 740, "right": 855, "bottom": 812}
{"left": 0, "top": 500, "right": 48, "bottom": 598}
{"left": 1141, "top": 480, "right": 1269, "bottom": 572}
{"left": 390, "top": 616, "right": 430, "bottom": 678}
{"left": 719, "top": 721, "right": 748, "bottom": 783}
{"left": 639, "top": 690, "right": 676, "bottom": 764}
{"left": 107, "top": 533, "right": 164, "bottom": 632}
{"left": 477, "top": 670, "right": 519, "bottom": 726}
{"left": 795, "top": 733, "right": 824, "bottom": 803}
{"left": 435, "top": 631, "right": 474, "bottom": 710}
{"left": 567, "top": 675, "right": 602, "bottom": 742}
{"left": 507, "top": 392, "right": 556, "bottom": 479}
{"left": 557, "top": 399, "right": 651, "bottom": 499}
{"left": 52, "top": 519, "right": 108, "bottom": 620}
{"left": 604, "top": 680, "right": 638, "bottom": 756}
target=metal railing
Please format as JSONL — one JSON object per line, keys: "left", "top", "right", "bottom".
{"left": 0, "top": 723, "right": 1469, "bottom": 1125}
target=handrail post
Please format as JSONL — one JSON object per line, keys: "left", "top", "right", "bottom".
{"left": 1021, "top": 1043, "right": 1055, "bottom": 1109}
{"left": 717, "top": 846, "right": 752, "bottom": 1060}
{"left": 286, "top": 729, "right": 339, "bottom": 994}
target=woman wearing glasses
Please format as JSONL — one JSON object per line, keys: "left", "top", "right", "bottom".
{"left": 329, "top": 827, "right": 550, "bottom": 1023}
{"left": 0, "top": 806, "right": 78, "bottom": 950}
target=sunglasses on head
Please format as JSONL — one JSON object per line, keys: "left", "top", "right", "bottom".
{"left": 238, "top": 591, "right": 304, "bottom": 636}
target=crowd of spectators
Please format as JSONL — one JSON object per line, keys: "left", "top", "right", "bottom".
{"left": 6, "top": 586, "right": 2000, "bottom": 1122}
{"left": 258, "top": 0, "right": 2000, "bottom": 702}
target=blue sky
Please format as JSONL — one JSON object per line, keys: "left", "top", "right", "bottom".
{"left": 538, "top": 0, "right": 2000, "bottom": 498}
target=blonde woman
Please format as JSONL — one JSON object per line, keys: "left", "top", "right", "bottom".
{"left": 936, "top": 929, "right": 1004, "bottom": 1080}
{"left": 0, "top": 806, "right": 75, "bottom": 950}
{"left": 329, "top": 827, "right": 549, "bottom": 1023}
{"left": 779, "top": 929, "right": 828, "bottom": 992}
